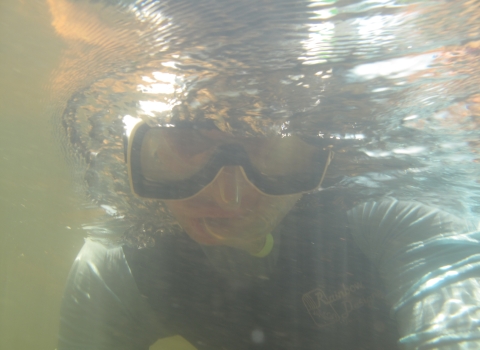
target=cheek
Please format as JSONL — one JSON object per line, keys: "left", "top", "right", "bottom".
{"left": 261, "top": 194, "right": 302, "bottom": 220}
{"left": 164, "top": 201, "right": 190, "bottom": 218}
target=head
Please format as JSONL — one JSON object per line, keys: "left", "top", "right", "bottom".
{"left": 50, "top": 0, "right": 375, "bottom": 249}
{"left": 124, "top": 118, "right": 333, "bottom": 253}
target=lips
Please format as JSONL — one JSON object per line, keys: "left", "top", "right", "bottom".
{"left": 164, "top": 187, "right": 269, "bottom": 246}
{"left": 187, "top": 218, "right": 223, "bottom": 245}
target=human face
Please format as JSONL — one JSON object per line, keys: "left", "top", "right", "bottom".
{"left": 162, "top": 130, "right": 302, "bottom": 254}
{"left": 164, "top": 167, "right": 301, "bottom": 253}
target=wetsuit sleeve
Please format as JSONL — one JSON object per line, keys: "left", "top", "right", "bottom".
{"left": 347, "top": 199, "right": 480, "bottom": 349}
{"left": 58, "top": 238, "right": 164, "bottom": 350}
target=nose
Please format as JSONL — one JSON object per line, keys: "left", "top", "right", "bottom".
{"left": 211, "top": 166, "right": 248, "bottom": 209}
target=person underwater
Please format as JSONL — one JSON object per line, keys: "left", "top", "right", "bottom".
{"left": 48, "top": 0, "right": 480, "bottom": 349}
{"left": 58, "top": 114, "right": 480, "bottom": 350}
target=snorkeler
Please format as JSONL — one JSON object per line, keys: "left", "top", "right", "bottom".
{"left": 58, "top": 115, "right": 480, "bottom": 350}
{"left": 50, "top": 0, "right": 480, "bottom": 349}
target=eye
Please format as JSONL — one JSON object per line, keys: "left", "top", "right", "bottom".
{"left": 245, "top": 136, "right": 316, "bottom": 177}
{"left": 166, "top": 130, "right": 214, "bottom": 158}
{"left": 140, "top": 129, "right": 216, "bottom": 181}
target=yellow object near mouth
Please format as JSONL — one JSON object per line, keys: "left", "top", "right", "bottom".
{"left": 250, "top": 233, "right": 274, "bottom": 258}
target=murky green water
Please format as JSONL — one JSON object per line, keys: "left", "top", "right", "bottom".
{"left": 0, "top": 1, "right": 88, "bottom": 348}
{"left": 1, "top": 0, "right": 480, "bottom": 349}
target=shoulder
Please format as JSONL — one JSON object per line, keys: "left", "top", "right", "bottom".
{"left": 345, "top": 198, "right": 476, "bottom": 266}
{"left": 59, "top": 238, "right": 165, "bottom": 349}
{"left": 67, "top": 238, "right": 132, "bottom": 285}
{"left": 346, "top": 198, "right": 473, "bottom": 234}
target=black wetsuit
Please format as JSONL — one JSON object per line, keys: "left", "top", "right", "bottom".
{"left": 58, "top": 198, "right": 480, "bottom": 349}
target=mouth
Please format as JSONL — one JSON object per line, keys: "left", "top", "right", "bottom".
{"left": 186, "top": 214, "right": 252, "bottom": 245}
{"left": 188, "top": 218, "right": 223, "bottom": 245}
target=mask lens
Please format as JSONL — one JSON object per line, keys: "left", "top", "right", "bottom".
{"left": 128, "top": 123, "right": 330, "bottom": 199}
{"left": 243, "top": 136, "right": 319, "bottom": 179}
{"left": 140, "top": 128, "right": 216, "bottom": 182}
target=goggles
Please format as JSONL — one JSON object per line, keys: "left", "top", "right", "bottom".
{"left": 125, "top": 122, "right": 333, "bottom": 200}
